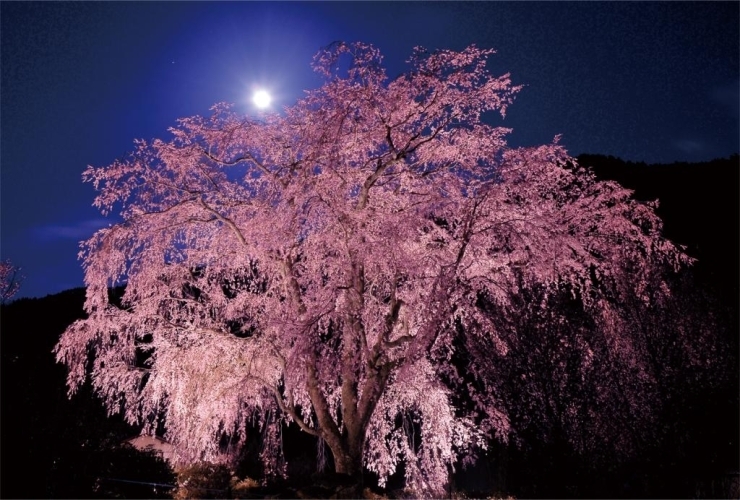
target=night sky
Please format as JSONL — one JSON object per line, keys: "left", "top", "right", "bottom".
{"left": 2, "top": 2, "right": 738, "bottom": 299}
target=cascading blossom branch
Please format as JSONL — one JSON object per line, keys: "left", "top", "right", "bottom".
{"left": 55, "top": 42, "right": 692, "bottom": 495}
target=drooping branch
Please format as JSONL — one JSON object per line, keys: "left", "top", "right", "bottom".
{"left": 201, "top": 149, "right": 288, "bottom": 188}
{"left": 260, "top": 378, "right": 320, "bottom": 438}
{"left": 305, "top": 357, "right": 344, "bottom": 449}
{"left": 196, "top": 197, "right": 248, "bottom": 247}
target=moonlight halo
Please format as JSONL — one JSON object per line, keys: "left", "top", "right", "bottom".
{"left": 253, "top": 89, "right": 272, "bottom": 109}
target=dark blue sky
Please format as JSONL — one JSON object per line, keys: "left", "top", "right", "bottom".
{"left": 2, "top": 2, "right": 738, "bottom": 299}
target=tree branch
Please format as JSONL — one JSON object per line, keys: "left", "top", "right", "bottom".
{"left": 197, "top": 197, "right": 249, "bottom": 247}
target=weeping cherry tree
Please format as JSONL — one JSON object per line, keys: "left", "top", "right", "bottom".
{"left": 55, "top": 42, "right": 695, "bottom": 495}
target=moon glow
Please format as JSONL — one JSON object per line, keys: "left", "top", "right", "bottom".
{"left": 253, "top": 89, "right": 272, "bottom": 109}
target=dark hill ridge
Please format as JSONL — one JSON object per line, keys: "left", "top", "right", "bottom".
{"left": 1, "top": 287, "right": 174, "bottom": 498}
{"left": 578, "top": 153, "right": 739, "bottom": 302}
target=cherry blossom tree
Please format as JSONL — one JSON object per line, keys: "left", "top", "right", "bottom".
{"left": 55, "top": 42, "right": 693, "bottom": 495}
{"left": 0, "top": 259, "right": 23, "bottom": 304}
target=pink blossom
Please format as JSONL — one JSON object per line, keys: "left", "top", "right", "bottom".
{"left": 55, "top": 42, "right": 692, "bottom": 495}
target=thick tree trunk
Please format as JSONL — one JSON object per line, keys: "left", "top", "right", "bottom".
{"left": 326, "top": 434, "right": 365, "bottom": 498}
{"left": 306, "top": 357, "right": 366, "bottom": 492}
{"left": 331, "top": 443, "right": 363, "bottom": 478}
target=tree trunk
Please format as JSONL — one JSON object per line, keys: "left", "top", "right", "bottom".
{"left": 305, "top": 357, "right": 367, "bottom": 492}
{"left": 330, "top": 440, "right": 363, "bottom": 477}
{"left": 326, "top": 433, "right": 365, "bottom": 498}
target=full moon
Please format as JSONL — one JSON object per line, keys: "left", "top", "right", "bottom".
{"left": 253, "top": 89, "right": 271, "bottom": 109}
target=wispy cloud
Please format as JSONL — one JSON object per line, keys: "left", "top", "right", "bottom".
{"left": 33, "top": 218, "right": 110, "bottom": 241}
{"left": 673, "top": 139, "right": 704, "bottom": 154}
{"left": 710, "top": 79, "right": 740, "bottom": 120}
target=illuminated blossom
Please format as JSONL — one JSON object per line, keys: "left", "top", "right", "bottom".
{"left": 55, "top": 42, "right": 692, "bottom": 495}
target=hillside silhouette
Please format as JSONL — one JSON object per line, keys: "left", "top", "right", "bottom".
{"left": 578, "top": 153, "right": 739, "bottom": 304}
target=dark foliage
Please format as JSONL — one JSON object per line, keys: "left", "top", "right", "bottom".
{"left": 492, "top": 154, "right": 739, "bottom": 498}
{"left": 172, "top": 462, "right": 232, "bottom": 499}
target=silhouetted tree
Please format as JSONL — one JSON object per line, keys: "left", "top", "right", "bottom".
{"left": 0, "top": 259, "right": 23, "bottom": 304}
